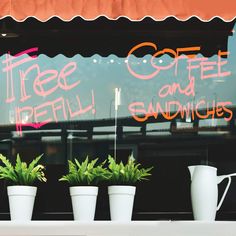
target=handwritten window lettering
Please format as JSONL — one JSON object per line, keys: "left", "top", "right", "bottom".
{"left": 2, "top": 48, "right": 95, "bottom": 135}
{"left": 127, "top": 42, "right": 233, "bottom": 123}
{"left": 0, "top": 42, "right": 233, "bottom": 136}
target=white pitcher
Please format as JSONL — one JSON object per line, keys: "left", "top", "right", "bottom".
{"left": 188, "top": 165, "right": 236, "bottom": 221}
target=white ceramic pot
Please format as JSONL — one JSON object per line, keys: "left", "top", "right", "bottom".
{"left": 108, "top": 185, "right": 136, "bottom": 221}
{"left": 70, "top": 186, "right": 98, "bottom": 221}
{"left": 7, "top": 186, "right": 37, "bottom": 221}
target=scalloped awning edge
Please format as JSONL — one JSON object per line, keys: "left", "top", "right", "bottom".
{"left": 0, "top": 15, "right": 235, "bottom": 22}
{"left": 0, "top": 0, "right": 236, "bottom": 22}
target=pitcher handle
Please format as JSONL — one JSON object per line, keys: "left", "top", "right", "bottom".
{"left": 217, "top": 175, "right": 231, "bottom": 211}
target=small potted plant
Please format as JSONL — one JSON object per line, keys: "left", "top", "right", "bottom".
{"left": 59, "top": 157, "right": 109, "bottom": 221}
{"left": 107, "top": 154, "right": 153, "bottom": 221}
{"left": 0, "top": 153, "right": 46, "bottom": 221}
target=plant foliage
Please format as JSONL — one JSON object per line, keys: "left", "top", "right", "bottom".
{"left": 59, "top": 157, "right": 110, "bottom": 186}
{"left": 0, "top": 153, "right": 46, "bottom": 185}
{"left": 107, "top": 154, "right": 153, "bottom": 185}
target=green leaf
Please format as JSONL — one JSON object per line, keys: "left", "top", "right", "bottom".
{"left": 107, "top": 155, "right": 153, "bottom": 185}
{"left": 0, "top": 153, "right": 46, "bottom": 185}
{"left": 59, "top": 157, "right": 110, "bottom": 186}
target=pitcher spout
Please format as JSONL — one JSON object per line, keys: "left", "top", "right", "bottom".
{"left": 188, "top": 166, "right": 195, "bottom": 180}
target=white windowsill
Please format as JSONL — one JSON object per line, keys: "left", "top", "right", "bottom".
{"left": 0, "top": 221, "right": 235, "bottom": 236}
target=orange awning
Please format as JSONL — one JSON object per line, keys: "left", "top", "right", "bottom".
{"left": 0, "top": 0, "right": 235, "bottom": 22}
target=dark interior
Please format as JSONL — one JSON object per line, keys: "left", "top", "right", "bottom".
{"left": 0, "top": 16, "right": 235, "bottom": 221}
{"left": 0, "top": 16, "right": 234, "bottom": 57}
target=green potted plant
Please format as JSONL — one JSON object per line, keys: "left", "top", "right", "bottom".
{"left": 107, "top": 154, "right": 153, "bottom": 221}
{"left": 0, "top": 153, "right": 46, "bottom": 221}
{"left": 59, "top": 157, "right": 109, "bottom": 221}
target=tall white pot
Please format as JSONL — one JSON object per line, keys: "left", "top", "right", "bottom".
{"left": 7, "top": 186, "right": 37, "bottom": 221}
{"left": 108, "top": 185, "right": 136, "bottom": 221}
{"left": 70, "top": 186, "right": 98, "bottom": 221}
